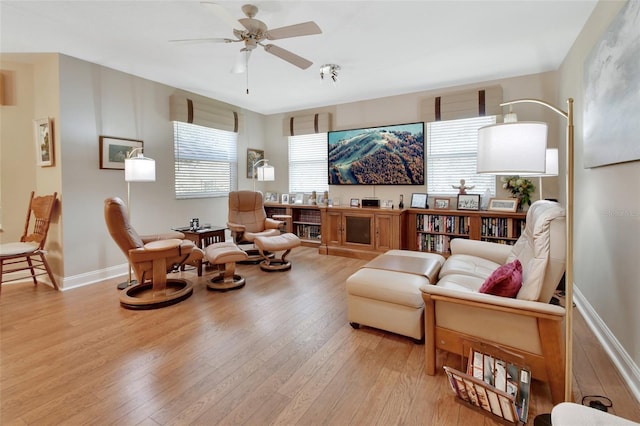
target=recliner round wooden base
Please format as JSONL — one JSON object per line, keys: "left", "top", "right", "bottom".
{"left": 205, "top": 241, "right": 250, "bottom": 291}
{"left": 254, "top": 233, "right": 301, "bottom": 272}
{"left": 207, "top": 275, "right": 245, "bottom": 291}
{"left": 259, "top": 260, "right": 292, "bottom": 272}
{"left": 119, "top": 279, "right": 193, "bottom": 310}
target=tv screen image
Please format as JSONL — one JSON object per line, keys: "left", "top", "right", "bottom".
{"left": 328, "top": 122, "right": 424, "bottom": 185}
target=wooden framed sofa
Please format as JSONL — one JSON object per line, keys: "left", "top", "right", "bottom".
{"left": 420, "top": 200, "right": 567, "bottom": 404}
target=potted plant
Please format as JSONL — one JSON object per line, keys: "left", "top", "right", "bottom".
{"left": 501, "top": 176, "right": 536, "bottom": 210}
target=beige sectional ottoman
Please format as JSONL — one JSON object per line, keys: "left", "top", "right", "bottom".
{"left": 346, "top": 250, "right": 445, "bottom": 341}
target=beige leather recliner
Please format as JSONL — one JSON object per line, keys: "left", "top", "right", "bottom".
{"left": 104, "top": 197, "right": 204, "bottom": 309}
{"left": 421, "top": 200, "right": 567, "bottom": 404}
{"left": 226, "top": 191, "right": 282, "bottom": 261}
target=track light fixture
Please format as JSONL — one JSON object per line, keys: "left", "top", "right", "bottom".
{"left": 320, "top": 64, "right": 340, "bottom": 83}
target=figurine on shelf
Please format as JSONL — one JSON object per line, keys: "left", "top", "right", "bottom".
{"left": 398, "top": 194, "right": 404, "bottom": 209}
{"left": 452, "top": 179, "right": 475, "bottom": 195}
{"left": 323, "top": 190, "right": 329, "bottom": 206}
{"left": 310, "top": 190, "right": 317, "bottom": 205}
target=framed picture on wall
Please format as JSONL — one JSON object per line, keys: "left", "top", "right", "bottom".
{"left": 99, "top": 136, "right": 143, "bottom": 170}
{"left": 247, "top": 148, "right": 264, "bottom": 179}
{"left": 34, "top": 117, "right": 54, "bottom": 167}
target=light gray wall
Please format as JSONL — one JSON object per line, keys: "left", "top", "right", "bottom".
{"left": 558, "top": 0, "right": 640, "bottom": 396}
{"left": 56, "top": 55, "right": 267, "bottom": 282}
{"left": 263, "top": 71, "right": 562, "bottom": 207}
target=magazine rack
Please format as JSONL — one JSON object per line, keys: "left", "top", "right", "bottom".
{"left": 443, "top": 339, "right": 531, "bottom": 425}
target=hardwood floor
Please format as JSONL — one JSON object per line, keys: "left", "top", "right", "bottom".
{"left": 2, "top": 247, "right": 639, "bottom": 425}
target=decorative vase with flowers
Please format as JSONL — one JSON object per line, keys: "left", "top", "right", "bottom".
{"left": 501, "top": 176, "right": 535, "bottom": 211}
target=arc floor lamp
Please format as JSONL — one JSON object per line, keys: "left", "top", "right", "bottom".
{"left": 252, "top": 158, "right": 275, "bottom": 192}
{"left": 117, "top": 147, "right": 156, "bottom": 290}
{"left": 478, "top": 98, "right": 574, "bottom": 402}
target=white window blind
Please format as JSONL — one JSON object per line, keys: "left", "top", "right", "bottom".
{"left": 288, "top": 133, "right": 328, "bottom": 193}
{"left": 427, "top": 116, "right": 497, "bottom": 195}
{"left": 173, "top": 121, "right": 238, "bottom": 199}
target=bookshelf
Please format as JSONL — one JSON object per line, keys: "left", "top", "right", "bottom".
{"left": 406, "top": 209, "right": 526, "bottom": 256}
{"left": 264, "top": 203, "right": 322, "bottom": 246}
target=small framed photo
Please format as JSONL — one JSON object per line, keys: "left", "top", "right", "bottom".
{"left": 488, "top": 198, "right": 519, "bottom": 212}
{"left": 434, "top": 198, "right": 450, "bottom": 210}
{"left": 457, "top": 194, "right": 481, "bottom": 211}
{"left": 34, "top": 117, "right": 54, "bottom": 167}
{"left": 410, "top": 193, "right": 428, "bottom": 209}
{"left": 281, "top": 193, "right": 289, "bottom": 204}
{"left": 350, "top": 198, "right": 360, "bottom": 207}
{"left": 264, "top": 192, "right": 278, "bottom": 203}
{"left": 294, "top": 193, "right": 304, "bottom": 204}
{"left": 247, "top": 148, "right": 264, "bottom": 179}
{"left": 99, "top": 136, "right": 143, "bottom": 170}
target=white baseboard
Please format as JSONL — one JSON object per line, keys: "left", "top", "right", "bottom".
{"left": 60, "top": 263, "right": 128, "bottom": 291}
{"left": 574, "top": 286, "right": 640, "bottom": 405}
{"left": 2, "top": 264, "right": 128, "bottom": 291}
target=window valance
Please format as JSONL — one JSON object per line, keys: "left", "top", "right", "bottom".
{"left": 282, "top": 112, "right": 332, "bottom": 136}
{"left": 421, "top": 86, "right": 503, "bottom": 122}
{"left": 170, "top": 90, "right": 242, "bottom": 133}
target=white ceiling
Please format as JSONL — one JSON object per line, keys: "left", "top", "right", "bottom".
{"left": 0, "top": 1, "right": 598, "bottom": 115}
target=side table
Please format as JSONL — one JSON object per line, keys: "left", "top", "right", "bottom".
{"left": 175, "top": 226, "right": 227, "bottom": 276}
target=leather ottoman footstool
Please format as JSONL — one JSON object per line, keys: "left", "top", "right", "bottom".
{"left": 346, "top": 250, "right": 445, "bottom": 342}
{"left": 205, "top": 241, "right": 249, "bottom": 291}
{"left": 254, "top": 233, "right": 301, "bottom": 271}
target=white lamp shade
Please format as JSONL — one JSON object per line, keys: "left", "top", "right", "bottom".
{"left": 543, "top": 148, "right": 559, "bottom": 176}
{"left": 477, "top": 122, "right": 548, "bottom": 175}
{"left": 257, "top": 164, "right": 275, "bottom": 181}
{"left": 125, "top": 156, "right": 156, "bottom": 182}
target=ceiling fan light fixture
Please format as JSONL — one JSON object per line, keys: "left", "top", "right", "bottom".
{"left": 320, "top": 64, "right": 340, "bottom": 84}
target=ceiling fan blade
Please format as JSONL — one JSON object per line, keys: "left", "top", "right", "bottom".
{"left": 238, "top": 17, "right": 267, "bottom": 34}
{"left": 169, "top": 37, "right": 234, "bottom": 44}
{"left": 231, "top": 49, "right": 252, "bottom": 74}
{"left": 265, "top": 21, "right": 322, "bottom": 40}
{"left": 263, "top": 44, "right": 313, "bottom": 70}
{"left": 200, "top": 2, "right": 244, "bottom": 30}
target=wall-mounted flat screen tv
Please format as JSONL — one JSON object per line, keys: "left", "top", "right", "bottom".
{"left": 328, "top": 122, "right": 424, "bottom": 185}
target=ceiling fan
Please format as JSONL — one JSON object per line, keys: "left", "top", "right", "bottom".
{"left": 172, "top": 2, "right": 322, "bottom": 74}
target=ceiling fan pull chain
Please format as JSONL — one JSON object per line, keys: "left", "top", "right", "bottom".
{"left": 246, "top": 54, "right": 250, "bottom": 95}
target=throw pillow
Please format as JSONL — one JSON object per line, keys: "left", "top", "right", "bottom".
{"left": 479, "top": 259, "right": 523, "bottom": 298}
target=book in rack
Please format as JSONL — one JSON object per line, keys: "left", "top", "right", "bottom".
{"left": 444, "top": 340, "right": 531, "bottom": 425}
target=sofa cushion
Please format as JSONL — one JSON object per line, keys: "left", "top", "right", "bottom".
{"left": 346, "top": 268, "right": 428, "bottom": 308}
{"left": 479, "top": 259, "right": 523, "bottom": 298}
{"left": 438, "top": 253, "right": 501, "bottom": 280}
{"left": 433, "top": 273, "right": 484, "bottom": 293}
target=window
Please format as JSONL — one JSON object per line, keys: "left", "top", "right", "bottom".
{"left": 427, "top": 116, "right": 496, "bottom": 195}
{"left": 173, "top": 121, "right": 238, "bottom": 199}
{"left": 288, "top": 133, "right": 328, "bottom": 193}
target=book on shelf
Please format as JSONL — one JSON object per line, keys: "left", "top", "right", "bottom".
{"left": 295, "top": 224, "right": 321, "bottom": 240}
{"left": 417, "top": 214, "right": 469, "bottom": 235}
{"left": 416, "top": 233, "right": 454, "bottom": 253}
